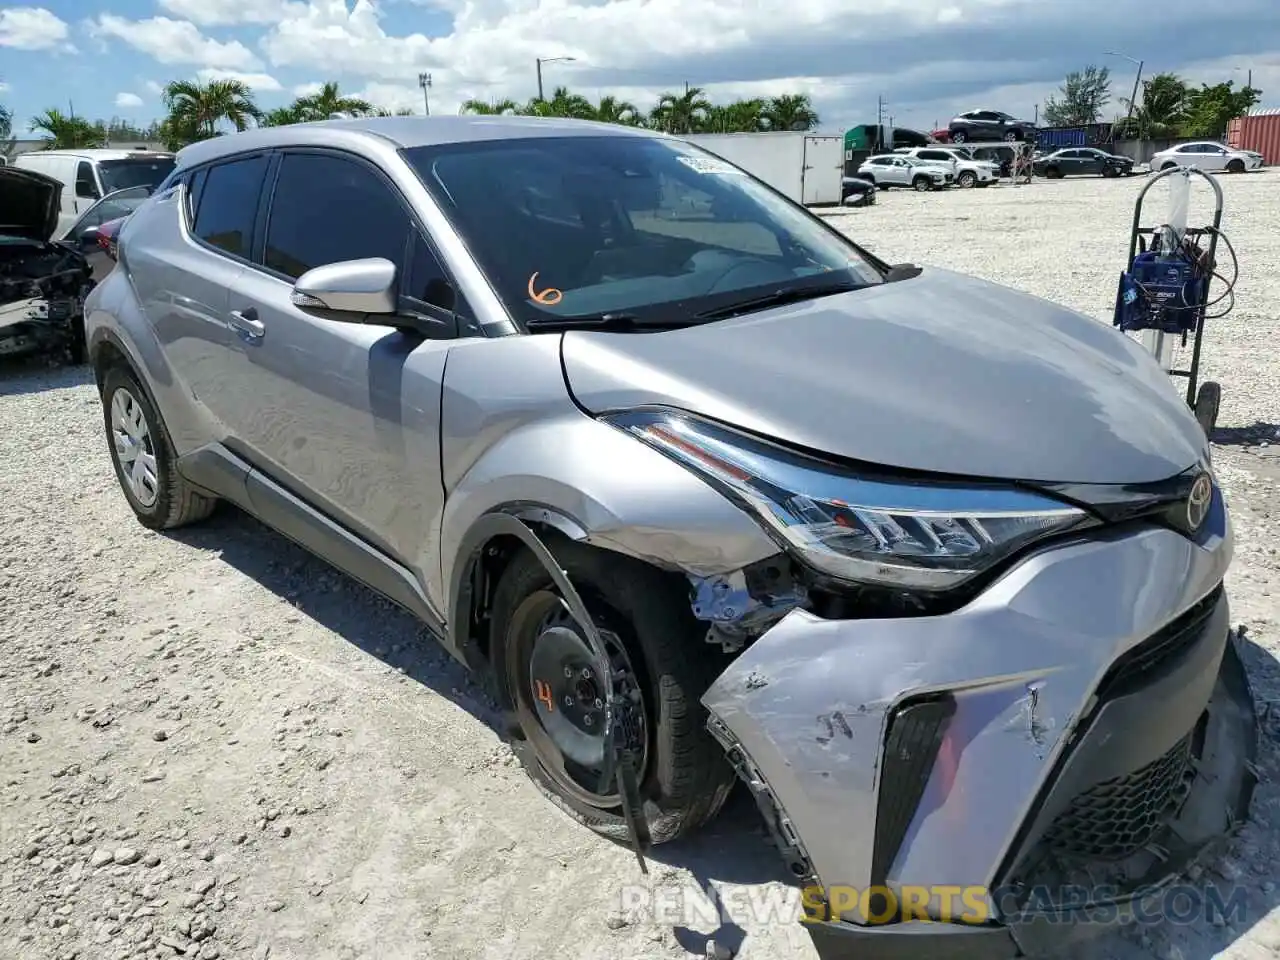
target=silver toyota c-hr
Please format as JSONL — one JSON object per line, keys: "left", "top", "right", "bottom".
{"left": 83, "top": 116, "right": 1257, "bottom": 959}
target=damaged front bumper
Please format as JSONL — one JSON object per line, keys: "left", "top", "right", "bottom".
{"left": 702, "top": 488, "right": 1258, "bottom": 958}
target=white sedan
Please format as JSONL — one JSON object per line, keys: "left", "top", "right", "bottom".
{"left": 857, "top": 155, "right": 953, "bottom": 191}
{"left": 1149, "top": 141, "right": 1264, "bottom": 173}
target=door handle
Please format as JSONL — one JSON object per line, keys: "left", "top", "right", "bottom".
{"left": 229, "top": 307, "right": 265, "bottom": 338}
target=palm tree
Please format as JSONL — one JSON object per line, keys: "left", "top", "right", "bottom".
{"left": 521, "top": 87, "right": 595, "bottom": 120}
{"left": 460, "top": 97, "right": 522, "bottom": 115}
{"left": 595, "top": 95, "right": 640, "bottom": 125}
{"left": 705, "top": 98, "right": 767, "bottom": 132}
{"left": 1120, "top": 73, "right": 1190, "bottom": 138}
{"left": 293, "top": 81, "right": 374, "bottom": 121}
{"left": 161, "top": 78, "right": 261, "bottom": 147}
{"left": 372, "top": 107, "right": 415, "bottom": 117}
{"left": 649, "top": 87, "right": 712, "bottom": 134}
{"left": 764, "top": 94, "right": 819, "bottom": 131}
{"left": 30, "top": 109, "right": 106, "bottom": 149}
{"left": 260, "top": 104, "right": 305, "bottom": 127}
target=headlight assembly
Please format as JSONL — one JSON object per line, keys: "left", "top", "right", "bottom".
{"left": 602, "top": 409, "right": 1093, "bottom": 591}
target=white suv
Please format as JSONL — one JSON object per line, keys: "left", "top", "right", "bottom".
{"left": 897, "top": 147, "right": 999, "bottom": 187}
{"left": 857, "top": 154, "right": 952, "bottom": 191}
{"left": 1149, "top": 141, "right": 1263, "bottom": 173}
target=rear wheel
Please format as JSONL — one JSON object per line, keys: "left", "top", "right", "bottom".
{"left": 1004, "top": 130, "right": 1019, "bottom": 142}
{"left": 490, "top": 541, "right": 736, "bottom": 845}
{"left": 1226, "top": 159, "right": 1245, "bottom": 173}
{"left": 951, "top": 130, "right": 968, "bottom": 144}
{"left": 1102, "top": 165, "right": 1120, "bottom": 178}
{"left": 1045, "top": 166, "right": 1062, "bottom": 179}
{"left": 101, "top": 366, "right": 217, "bottom": 530}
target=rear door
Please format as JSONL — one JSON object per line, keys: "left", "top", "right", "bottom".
{"left": 221, "top": 148, "right": 462, "bottom": 566}
{"left": 122, "top": 152, "right": 265, "bottom": 439}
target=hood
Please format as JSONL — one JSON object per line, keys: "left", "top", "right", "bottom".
{"left": 0, "top": 166, "right": 61, "bottom": 242}
{"left": 560, "top": 267, "right": 1207, "bottom": 485}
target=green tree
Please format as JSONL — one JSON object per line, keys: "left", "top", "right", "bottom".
{"left": 594, "top": 95, "right": 641, "bottom": 125}
{"left": 1043, "top": 65, "right": 1112, "bottom": 126}
{"left": 764, "top": 93, "right": 819, "bottom": 131}
{"left": 1180, "top": 80, "right": 1263, "bottom": 138}
{"left": 649, "top": 86, "right": 713, "bottom": 133}
{"left": 0, "top": 99, "right": 14, "bottom": 160}
{"left": 1117, "top": 72, "right": 1190, "bottom": 138}
{"left": 704, "top": 98, "right": 766, "bottom": 132}
{"left": 161, "top": 78, "right": 261, "bottom": 148}
{"left": 30, "top": 109, "right": 107, "bottom": 149}
{"left": 292, "top": 81, "right": 374, "bottom": 121}
{"left": 459, "top": 97, "right": 522, "bottom": 115}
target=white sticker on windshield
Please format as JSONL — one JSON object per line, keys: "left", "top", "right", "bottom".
{"left": 677, "top": 156, "right": 744, "bottom": 175}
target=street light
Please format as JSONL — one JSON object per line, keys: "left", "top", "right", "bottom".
{"left": 1104, "top": 51, "right": 1144, "bottom": 130}
{"left": 535, "top": 56, "right": 575, "bottom": 101}
{"left": 418, "top": 72, "right": 432, "bottom": 116}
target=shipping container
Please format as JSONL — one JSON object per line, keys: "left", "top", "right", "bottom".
{"left": 681, "top": 131, "right": 846, "bottom": 205}
{"left": 1227, "top": 106, "right": 1280, "bottom": 164}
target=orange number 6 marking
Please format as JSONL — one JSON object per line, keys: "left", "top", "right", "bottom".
{"left": 534, "top": 679, "right": 555, "bottom": 711}
{"left": 528, "top": 272, "right": 562, "bottom": 305}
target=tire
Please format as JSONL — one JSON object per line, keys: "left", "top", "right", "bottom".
{"left": 1226, "top": 159, "right": 1245, "bottom": 173}
{"left": 489, "top": 540, "right": 736, "bottom": 846}
{"left": 1045, "top": 166, "right": 1062, "bottom": 179}
{"left": 101, "top": 365, "right": 217, "bottom": 531}
{"left": 951, "top": 130, "right": 967, "bottom": 144}
{"left": 1003, "top": 130, "right": 1019, "bottom": 142}
{"left": 912, "top": 175, "right": 932, "bottom": 192}
{"left": 1194, "top": 381, "right": 1221, "bottom": 438}
{"left": 957, "top": 171, "right": 976, "bottom": 188}
{"left": 1101, "top": 165, "right": 1119, "bottom": 178}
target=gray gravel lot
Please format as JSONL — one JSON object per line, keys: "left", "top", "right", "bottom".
{"left": 2, "top": 169, "right": 1279, "bottom": 960}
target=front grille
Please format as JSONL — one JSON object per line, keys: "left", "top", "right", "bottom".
{"left": 1096, "top": 586, "right": 1222, "bottom": 698}
{"left": 1040, "top": 733, "right": 1195, "bottom": 861}
{"left": 870, "top": 695, "right": 956, "bottom": 888}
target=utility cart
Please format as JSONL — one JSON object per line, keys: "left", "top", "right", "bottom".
{"left": 1113, "top": 165, "right": 1236, "bottom": 438}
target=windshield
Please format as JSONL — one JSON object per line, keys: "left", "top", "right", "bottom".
{"left": 402, "top": 135, "right": 883, "bottom": 327}
{"left": 98, "top": 157, "right": 176, "bottom": 194}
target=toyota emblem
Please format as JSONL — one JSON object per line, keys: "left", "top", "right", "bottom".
{"left": 1186, "top": 473, "right": 1213, "bottom": 531}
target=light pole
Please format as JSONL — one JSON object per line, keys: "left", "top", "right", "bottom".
{"left": 1105, "top": 51, "right": 1143, "bottom": 131}
{"left": 418, "top": 72, "right": 432, "bottom": 116}
{"left": 535, "top": 56, "right": 575, "bottom": 102}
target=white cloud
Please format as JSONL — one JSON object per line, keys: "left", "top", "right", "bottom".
{"left": 114, "top": 92, "right": 145, "bottom": 108}
{"left": 196, "top": 68, "right": 283, "bottom": 91}
{"left": 145, "top": 80, "right": 165, "bottom": 95}
{"left": 292, "top": 81, "right": 325, "bottom": 97}
{"left": 0, "top": 81, "right": 9, "bottom": 94}
{"left": 356, "top": 82, "right": 425, "bottom": 113}
{"left": 86, "top": 15, "right": 261, "bottom": 70}
{"left": 0, "top": 6, "right": 70, "bottom": 50}
{"left": 157, "top": 0, "right": 308, "bottom": 27}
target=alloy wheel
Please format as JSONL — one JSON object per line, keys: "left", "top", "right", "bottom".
{"left": 507, "top": 590, "right": 649, "bottom": 809}
{"left": 110, "top": 387, "right": 160, "bottom": 508}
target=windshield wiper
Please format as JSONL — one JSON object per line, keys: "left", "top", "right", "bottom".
{"left": 692, "top": 280, "right": 864, "bottom": 321}
{"left": 524, "top": 312, "right": 699, "bottom": 333}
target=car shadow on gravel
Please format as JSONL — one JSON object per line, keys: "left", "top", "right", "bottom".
{"left": 163, "top": 507, "right": 504, "bottom": 733}
{"left": 0, "top": 357, "right": 93, "bottom": 395}
{"left": 1212, "top": 421, "right": 1280, "bottom": 450}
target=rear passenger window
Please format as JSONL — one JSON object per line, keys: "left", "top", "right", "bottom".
{"left": 263, "top": 153, "right": 409, "bottom": 281}
{"left": 192, "top": 154, "right": 268, "bottom": 258}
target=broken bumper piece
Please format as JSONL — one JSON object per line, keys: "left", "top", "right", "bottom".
{"left": 702, "top": 490, "right": 1258, "bottom": 959}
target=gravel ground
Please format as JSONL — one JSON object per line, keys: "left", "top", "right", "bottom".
{"left": 2, "top": 170, "right": 1279, "bottom": 960}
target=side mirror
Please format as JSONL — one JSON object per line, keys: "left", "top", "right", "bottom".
{"left": 79, "top": 226, "right": 102, "bottom": 248}
{"left": 291, "top": 258, "right": 397, "bottom": 315}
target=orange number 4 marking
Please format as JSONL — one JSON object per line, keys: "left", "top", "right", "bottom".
{"left": 534, "top": 679, "right": 555, "bottom": 712}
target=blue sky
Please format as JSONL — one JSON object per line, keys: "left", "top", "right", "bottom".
{"left": 2, "top": 0, "right": 1277, "bottom": 137}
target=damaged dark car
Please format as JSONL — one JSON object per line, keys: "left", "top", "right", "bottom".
{"left": 1, "top": 166, "right": 101, "bottom": 364}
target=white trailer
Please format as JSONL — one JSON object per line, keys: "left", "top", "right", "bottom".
{"left": 680, "top": 131, "right": 845, "bottom": 206}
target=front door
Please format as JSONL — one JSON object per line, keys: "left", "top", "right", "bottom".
{"left": 220, "top": 149, "right": 462, "bottom": 572}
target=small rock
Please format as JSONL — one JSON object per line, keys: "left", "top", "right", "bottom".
{"left": 194, "top": 877, "right": 216, "bottom": 895}
{"left": 152, "top": 730, "right": 168, "bottom": 742}
{"left": 278, "top": 826, "right": 291, "bottom": 839}
{"left": 27, "top": 731, "right": 41, "bottom": 743}
{"left": 90, "top": 848, "right": 113, "bottom": 868}
{"left": 159, "top": 935, "right": 189, "bottom": 954}
{"left": 605, "top": 915, "right": 627, "bottom": 930}
{"left": 706, "top": 940, "right": 733, "bottom": 960}
{"left": 233, "top": 833, "right": 247, "bottom": 845}
{"left": 179, "top": 894, "right": 203, "bottom": 910}
{"left": 200, "top": 945, "right": 220, "bottom": 959}
{"left": 265, "top": 899, "right": 285, "bottom": 913}
{"left": 197, "top": 848, "right": 213, "bottom": 861}
{"left": 112, "top": 848, "right": 140, "bottom": 866}
{"left": 142, "top": 853, "right": 161, "bottom": 867}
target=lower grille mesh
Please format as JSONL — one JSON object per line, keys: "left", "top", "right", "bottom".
{"left": 1041, "top": 733, "right": 1196, "bottom": 861}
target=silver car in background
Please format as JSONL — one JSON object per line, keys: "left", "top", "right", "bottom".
{"left": 82, "top": 117, "right": 1257, "bottom": 960}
